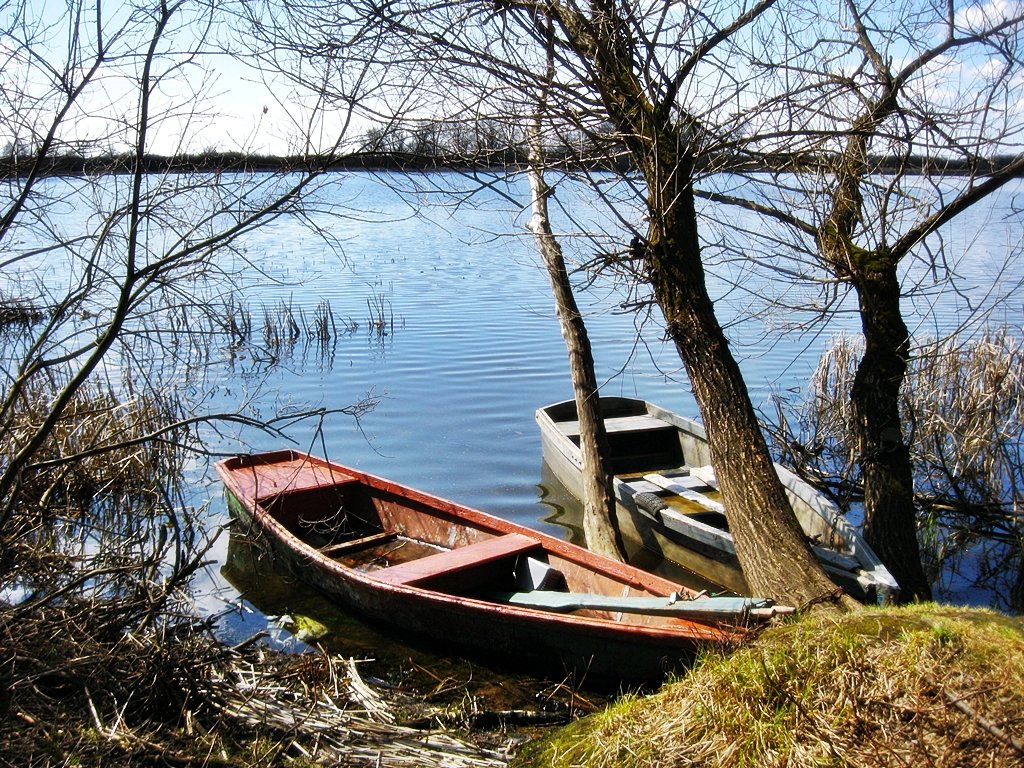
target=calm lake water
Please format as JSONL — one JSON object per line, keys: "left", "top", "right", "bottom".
{"left": 9, "top": 171, "right": 1020, "bottom": 658}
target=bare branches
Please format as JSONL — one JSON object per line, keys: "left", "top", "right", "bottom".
{"left": 0, "top": 1, "right": 369, "bottom": 513}
{"left": 769, "top": 331, "right": 1024, "bottom": 608}
{"left": 662, "top": 0, "right": 780, "bottom": 123}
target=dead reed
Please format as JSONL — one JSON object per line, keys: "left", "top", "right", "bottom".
{"left": 1, "top": 374, "right": 183, "bottom": 522}
{"left": 307, "top": 299, "right": 339, "bottom": 343}
{"left": 768, "top": 329, "right": 1024, "bottom": 607}
{"left": 367, "top": 289, "right": 395, "bottom": 338}
{"left": 1, "top": 590, "right": 508, "bottom": 767}
{"left": 908, "top": 332, "right": 1022, "bottom": 521}
{"left": 226, "top": 294, "right": 253, "bottom": 346}
{"left": 0, "top": 296, "right": 43, "bottom": 330}
{"left": 224, "top": 296, "right": 358, "bottom": 359}
{"left": 0, "top": 375, "right": 505, "bottom": 766}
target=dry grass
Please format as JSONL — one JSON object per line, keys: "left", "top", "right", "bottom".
{"left": 0, "top": 375, "right": 184, "bottom": 554}
{"left": 514, "top": 605, "right": 1024, "bottom": 768}
{"left": 1, "top": 594, "right": 508, "bottom": 767}
{"left": 908, "top": 333, "right": 1024, "bottom": 582}
{"left": 0, "top": 367, "right": 504, "bottom": 767}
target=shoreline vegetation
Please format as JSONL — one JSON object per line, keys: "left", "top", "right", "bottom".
{"left": 513, "top": 605, "right": 1024, "bottom": 768}
{"left": 6, "top": 590, "right": 1022, "bottom": 766}
{"left": 5, "top": 0, "right": 1024, "bottom": 758}
{"left": 4, "top": 149, "right": 1024, "bottom": 178}
{"left": 1, "top": 589, "right": 514, "bottom": 767}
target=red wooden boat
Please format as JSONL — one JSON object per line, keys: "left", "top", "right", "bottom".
{"left": 216, "top": 450, "right": 785, "bottom": 681}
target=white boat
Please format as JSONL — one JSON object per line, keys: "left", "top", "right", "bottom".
{"left": 536, "top": 396, "right": 899, "bottom": 604}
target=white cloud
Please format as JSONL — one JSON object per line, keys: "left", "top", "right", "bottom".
{"left": 956, "top": 0, "right": 1024, "bottom": 31}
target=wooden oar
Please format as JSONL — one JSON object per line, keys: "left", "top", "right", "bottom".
{"left": 494, "top": 590, "right": 791, "bottom": 622}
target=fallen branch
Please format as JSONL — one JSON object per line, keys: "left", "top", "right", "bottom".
{"left": 944, "top": 688, "right": 1024, "bottom": 756}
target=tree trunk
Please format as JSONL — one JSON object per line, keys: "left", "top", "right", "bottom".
{"left": 852, "top": 265, "right": 932, "bottom": 601}
{"left": 526, "top": 0, "right": 848, "bottom": 609}
{"left": 526, "top": 146, "right": 625, "bottom": 561}
{"left": 643, "top": 176, "right": 844, "bottom": 608}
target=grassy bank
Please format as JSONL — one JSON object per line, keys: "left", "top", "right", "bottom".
{"left": 514, "top": 605, "right": 1024, "bottom": 767}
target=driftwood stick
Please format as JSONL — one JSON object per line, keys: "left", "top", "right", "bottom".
{"left": 229, "top": 630, "right": 269, "bottom": 654}
{"left": 945, "top": 689, "right": 1024, "bottom": 755}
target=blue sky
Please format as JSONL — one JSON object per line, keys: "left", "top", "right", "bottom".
{"left": 1, "top": 1, "right": 354, "bottom": 156}
{"left": 3, "top": 0, "right": 1023, "bottom": 158}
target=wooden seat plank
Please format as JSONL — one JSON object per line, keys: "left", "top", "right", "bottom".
{"left": 557, "top": 414, "right": 672, "bottom": 437}
{"left": 373, "top": 532, "right": 541, "bottom": 586}
{"left": 669, "top": 474, "right": 714, "bottom": 491}
{"left": 690, "top": 465, "right": 717, "bottom": 486}
{"left": 623, "top": 479, "right": 664, "bottom": 495}
{"left": 644, "top": 473, "right": 726, "bottom": 514}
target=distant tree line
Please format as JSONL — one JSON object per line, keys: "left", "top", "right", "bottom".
{"left": 5, "top": 123, "right": 1021, "bottom": 179}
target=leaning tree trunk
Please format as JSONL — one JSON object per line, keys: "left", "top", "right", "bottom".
{"left": 526, "top": 0, "right": 846, "bottom": 608}
{"left": 526, "top": 142, "right": 625, "bottom": 561}
{"left": 643, "top": 176, "right": 845, "bottom": 608}
{"left": 852, "top": 266, "right": 932, "bottom": 601}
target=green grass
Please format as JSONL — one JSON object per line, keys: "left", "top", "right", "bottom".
{"left": 514, "top": 605, "right": 1024, "bottom": 768}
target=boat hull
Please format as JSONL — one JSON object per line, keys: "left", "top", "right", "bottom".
{"left": 218, "top": 450, "right": 746, "bottom": 682}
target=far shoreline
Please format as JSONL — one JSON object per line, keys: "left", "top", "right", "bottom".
{"left": 4, "top": 149, "right": 1023, "bottom": 179}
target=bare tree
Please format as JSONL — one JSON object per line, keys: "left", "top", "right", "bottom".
{"left": 701, "top": 0, "right": 1024, "bottom": 601}
{"left": 0, "top": 0, "right": 362, "bottom": 536}
{"left": 524, "top": 19, "right": 624, "bottom": 561}
{"left": 250, "top": 0, "right": 854, "bottom": 608}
